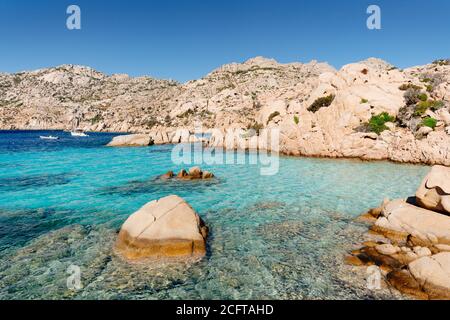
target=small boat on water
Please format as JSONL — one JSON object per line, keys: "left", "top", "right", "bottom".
{"left": 70, "top": 129, "right": 89, "bottom": 137}
{"left": 40, "top": 135, "right": 59, "bottom": 140}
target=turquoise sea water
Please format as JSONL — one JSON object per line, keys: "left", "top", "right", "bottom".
{"left": 0, "top": 130, "right": 429, "bottom": 300}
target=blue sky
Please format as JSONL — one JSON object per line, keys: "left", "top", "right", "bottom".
{"left": 0, "top": 0, "right": 449, "bottom": 82}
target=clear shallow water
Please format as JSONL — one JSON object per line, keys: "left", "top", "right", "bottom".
{"left": 0, "top": 130, "right": 429, "bottom": 300}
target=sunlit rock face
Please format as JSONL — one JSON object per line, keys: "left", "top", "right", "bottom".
{"left": 115, "top": 195, "right": 208, "bottom": 261}
{"left": 416, "top": 165, "right": 450, "bottom": 214}
{"left": 1, "top": 57, "right": 450, "bottom": 164}
{"left": 347, "top": 165, "right": 450, "bottom": 300}
{"left": 107, "top": 134, "right": 153, "bottom": 147}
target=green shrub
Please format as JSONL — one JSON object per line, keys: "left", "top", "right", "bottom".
{"left": 399, "top": 83, "right": 422, "bottom": 91}
{"left": 367, "top": 112, "right": 395, "bottom": 135}
{"left": 414, "top": 101, "right": 430, "bottom": 116}
{"left": 417, "top": 93, "right": 428, "bottom": 101}
{"left": 293, "top": 115, "right": 299, "bottom": 125}
{"left": 145, "top": 119, "right": 161, "bottom": 128}
{"left": 307, "top": 94, "right": 335, "bottom": 113}
{"left": 414, "top": 100, "right": 445, "bottom": 116}
{"left": 421, "top": 117, "right": 437, "bottom": 129}
{"left": 90, "top": 114, "right": 103, "bottom": 124}
{"left": 403, "top": 88, "right": 422, "bottom": 105}
{"left": 13, "top": 76, "right": 22, "bottom": 85}
{"left": 430, "top": 100, "right": 445, "bottom": 111}
{"left": 247, "top": 122, "right": 264, "bottom": 135}
{"left": 426, "top": 85, "right": 433, "bottom": 93}
{"left": 433, "top": 59, "right": 450, "bottom": 66}
{"left": 177, "top": 109, "right": 194, "bottom": 118}
{"left": 267, "top": 111, "right": 280, "bottom": 124}
{"left": 360, "top": 98, "right": 369, "bottom": 104}
{"left": 217, "top": 84, "right": 236, "bottom": 92}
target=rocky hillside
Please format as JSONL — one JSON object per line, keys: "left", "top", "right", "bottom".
{"left": 0, "top": 65, "right": 180, "bottom": 132}
{"left": 1, "top": 57, "right": 450, "bottom": 164}
{"left": 0, "top": 57, "right": 333, "bottom": 132}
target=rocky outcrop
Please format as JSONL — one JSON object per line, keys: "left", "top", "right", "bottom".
{"left": 1, "top": 57, "right": 450, "bottom": 166}
{"left": 107, "top": 134, "right": 153, "bottom": 147}
{"left": 347, "top": 165, "right": 450, "bottom": 299}
{"left": 115, "top": 195, "right": 208, "bottom": 260}
{"left": 159, "top": 167, "right": 215, "bottom": 180}
{"left": 150, "top": 129, "right": 171, "bottom": 144}
{"left": 406, "top": 253, "right": 450, "bottom": 299}
{"left": 371, "top": 199, "right": 450, "bottom": 246}
{"left": 385, "top": 252, "right": 450, "bottom": 300}
{"left": 416, "top": 165, "right": 450, "bottom": 214}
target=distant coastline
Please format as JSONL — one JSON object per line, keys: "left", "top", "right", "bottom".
{"left": 1, "top": 57, "right": 449, "bottom": 166}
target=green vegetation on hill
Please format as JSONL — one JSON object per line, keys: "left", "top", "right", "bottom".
{"left": 421, "top": 117, "right": 437, "bottom": 129}
{"left": 247, "top": 122, "right": 264, "bottom": 135}
{"left": 399, "top": 83, "right": 422, "bottom": 91}
{"left": 367, "top": 112, "right": 395, "bottom": 135}
{"left": 433, "top": 59, "right": 450, "bottom": 66}
{"left": 307, "top": 94, "right": 335, "bottom": 113}
{"left": 414, "top": 100, "right": 445, "bottom": 116}
{"left": 267, "top": 111, "right": 280, "bottom": 124}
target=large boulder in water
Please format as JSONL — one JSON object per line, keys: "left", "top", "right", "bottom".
{"left": 416, "top": 165, "right": 450, "bottom": 215}
{"left": 115, "top": 195, "right": 208, "bottom": 260}
{"left": 107, "top": 134, "right": 153, "bottom": 147}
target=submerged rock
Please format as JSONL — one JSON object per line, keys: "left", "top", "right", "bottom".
{"left": 177, "top": 169, "right": 188, "bottom": 179}
{"left": 188, "top": 166, "right": 202, "bottom": 179}
{"left": 107, "top": 134, "right": 153, "bottom": 147}
{"left": 159, "top": 167, "right": 215, "bottom": 181}
{"left": 159, "top": 171, "right": 174, "bottom": 180}
{"left": 416, "top": 165, "right": 450, "bottom": 215}
{"left": 202, "top": 171, "right": 214, "bottom": 179}
{"left": 115, "top": 195, "right": 208, "bottom": 261}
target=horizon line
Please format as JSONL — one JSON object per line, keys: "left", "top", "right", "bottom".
{"left": 2, "top": 55, "right": 448, "bottom": 84}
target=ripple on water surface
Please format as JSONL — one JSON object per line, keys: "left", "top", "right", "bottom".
{"left": 0, "top": 131, "right": 429, "bottom": 299}
{"left": 0, "top": 173, "right": 75, "bottom": 191}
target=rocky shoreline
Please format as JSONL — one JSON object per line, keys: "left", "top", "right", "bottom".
{"left": 346, "top": 165, "right": 450, "bottom": 299}
{"left": 104, "top": 128, "right": 450, "bottom": 168}
{"left": 2, "top": 56, "right": 450, "bottom": 299}
{"left": 1, "top": 57, "right": 449, "bottom": 166}
{"left": 3, "top": 126, "right": 450, "bottom": 167}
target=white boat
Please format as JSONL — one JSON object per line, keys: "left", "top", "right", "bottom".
{"left": 40, "top": 135, "right": 59, "bottom": 140}
{"left": 70, "top": 130, "right": 89, "bottom": 137}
